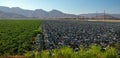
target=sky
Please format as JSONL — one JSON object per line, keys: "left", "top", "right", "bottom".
{"left": 0, "top": 0, "right": 120, "bottom": 14}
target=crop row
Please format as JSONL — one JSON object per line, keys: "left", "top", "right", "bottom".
{"left": 41, "top": 20, "right": 120, "bottom": 57}
{"left": 0, "top": 20, "right": 41, "bottom": 55}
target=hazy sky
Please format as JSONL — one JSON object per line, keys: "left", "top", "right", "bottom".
{"left": 0, "top": 0, "right": 120, "bottom": 14}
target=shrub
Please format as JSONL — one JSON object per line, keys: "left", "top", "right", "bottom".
{"left": 37, "top": 45, "right": 118, "bottom": 58}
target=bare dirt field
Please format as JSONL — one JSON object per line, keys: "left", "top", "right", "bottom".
{"left": 87, "top": 19, "right": 120, "bottom": 22}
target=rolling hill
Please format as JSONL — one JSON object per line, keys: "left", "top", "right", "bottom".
{"left": 0, "top": 10, "right": 27, "bottom": 18}
{"left": 0, "top": 6, "right": 120, "bottom": 19}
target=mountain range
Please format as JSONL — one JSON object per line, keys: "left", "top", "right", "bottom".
{"left": 0, "top": 6, "right": 77, "bottom": 19}
{"left": 0, "top": 6, "right": 120, "bottom": 19}
{"left": 0, "top": 10, "right": 27, "bottom": 18}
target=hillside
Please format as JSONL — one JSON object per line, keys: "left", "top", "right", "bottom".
{"left": 0, "top": 11, "right": 27, "bottom": 18}
{"left": 0, "top": 6, "right": 120, "bottom": 19}
{"left": 0, "top": 6, "right": 77, "bottom": 18}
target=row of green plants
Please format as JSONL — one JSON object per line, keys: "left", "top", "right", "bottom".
{"left": 0, "top": 20, "right": 41, "bottom": 56}
{"left": 24, "top": 45, "right": 119, "bottom": 58}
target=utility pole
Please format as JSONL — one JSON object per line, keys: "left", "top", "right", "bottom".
{"left": 104, "top": 10, "right": 105, "bottom": 20}
{"left": 96, "top": 11, "right": 98, "bottom": 19}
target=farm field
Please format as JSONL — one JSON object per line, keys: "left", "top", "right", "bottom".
{"left": 39, "top": 20, "right": 120, "bottom": 58}
{"left": 87, "top": 19, "right": 120, "bottom": 22}
{"left": 0, "top": 20, "right": 41, "bottom": 56}
{"left": 0, "top": 19, "right": 120, "bottom": 58}
{"left": 0, "top": 0, "right": 120, "bottom": 58}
